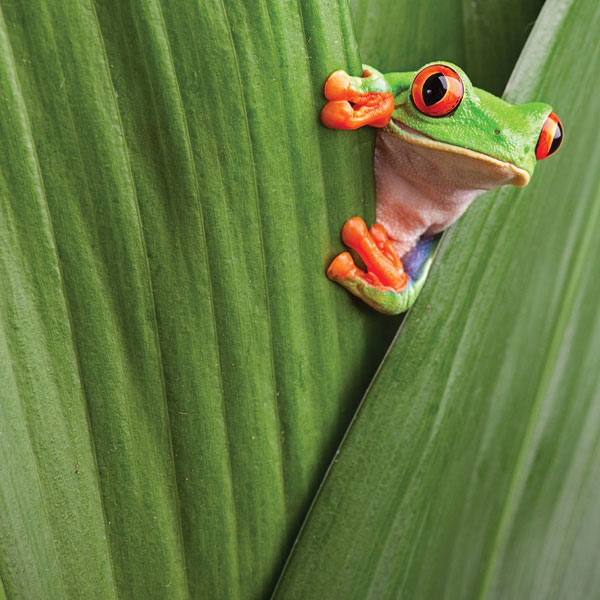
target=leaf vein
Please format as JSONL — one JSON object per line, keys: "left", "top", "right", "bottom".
{"left": 88, "top": 1, "right": 190, "bottom": 595}
{"left": 0, "top": 6, "right": 118, "bottom": 596}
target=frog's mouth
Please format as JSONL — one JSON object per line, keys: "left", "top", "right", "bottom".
{"left": 390, "top": 119, "right": 530, "bottom": 187}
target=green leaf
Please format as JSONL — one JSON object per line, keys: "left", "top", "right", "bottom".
{"left": 4, "top": 0, "right": 596, "bottom": 598}
{"left": 350, "top": 0, "right": 544, "bottom": 94}
{"left": 274, "top": 0, "right": 600, "bottom": 597}
{"left": 0, "top": 1, "right": 396, "bottom": 598}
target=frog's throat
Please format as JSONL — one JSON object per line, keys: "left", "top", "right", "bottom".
{"left": 389, "top": 119, "right": 530, "bottom": 187}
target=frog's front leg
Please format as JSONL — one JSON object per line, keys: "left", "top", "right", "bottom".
{"left": 327, "top": 217, "right": 414, "bottom": 315}
{"left": 321, "top": 66, "right": 394, "bottom": 130}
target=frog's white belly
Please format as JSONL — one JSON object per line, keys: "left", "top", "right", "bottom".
{"left": 374, "top": 129, "right": 524, "bottom": 257}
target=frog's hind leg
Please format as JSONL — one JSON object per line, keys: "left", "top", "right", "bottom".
{"left": 327, "top": 217, "right": 411, "bottom": 314}
{"left": 321, "top": 69, "right": 394, "bottom": 130}
{"left": 340, "top": 217, "right": 407, "bottom": 291}
{"left": 327, "top": 251, "right": 410, "bottom": 315}
{"left": 328, "top": 222, "right": 441, "bottom": 315}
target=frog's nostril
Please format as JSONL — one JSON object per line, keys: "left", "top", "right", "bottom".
{"left": 536, "top": 112, "right": 563, "bottom": 160}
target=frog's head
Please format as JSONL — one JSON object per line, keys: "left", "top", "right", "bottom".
{"left": 387, "top": 61, "right": 563, "bottom": 188}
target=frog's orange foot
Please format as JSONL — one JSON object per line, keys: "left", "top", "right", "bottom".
{"left": 327, "top": 217, "right": 408, "bottom": 293}
{"left": 321, "top": 94, "right": 394, "bottom": 129}
{"left": 321, "top": 71, "right": 394, "bottom": 130}
{"left": 323, "top": 70, "right": 359, "bottom": 102}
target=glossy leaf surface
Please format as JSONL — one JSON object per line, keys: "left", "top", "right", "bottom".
{"left": 275, "top": 0, "right": 600, "bottom": 597}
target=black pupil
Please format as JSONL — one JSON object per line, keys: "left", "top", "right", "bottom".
{"left": 423, "top": 73, "right": 447, "bottom": 106}
{"left": 549, "top": 121, "right": 563, "bottom": 155}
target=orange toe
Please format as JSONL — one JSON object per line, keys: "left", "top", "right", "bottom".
{"left": 370, "top": 223, "right": 402, "bottom": 268}
{"left": 327, "top": 251, "right": 357, "bottom": 281}
{"left": 341, "top": 217, "right": 370, "bottom": 248}
{"left": 321, "top": 101, "right": 358, "bottom": 130}
{"left": 340, "top": 217, "right": 408, "bottom": 292}
{"left": 349, "top": 93, "right": 394, "bottom": 128}
{"left": 324, "top": 70, "right": 355, "bottom": 101}
{"left": 369, "top": 223, "right": 389, "bottom": 245}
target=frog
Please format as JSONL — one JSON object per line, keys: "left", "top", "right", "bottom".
{"left": 321, "top": 62, "right": 563, "bottom": 314}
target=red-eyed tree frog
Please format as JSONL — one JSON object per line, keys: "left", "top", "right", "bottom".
{"left": 322, "top": 62, "right": 563, "bottom": 314}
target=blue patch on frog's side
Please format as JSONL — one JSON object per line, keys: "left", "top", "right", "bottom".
{"left": 403, "top": 235, "right": 441, "bottom": 281}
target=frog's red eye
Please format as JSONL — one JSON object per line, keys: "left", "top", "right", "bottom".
{"left": 536, "top": 112, "right": 563, "bottom": 160}
{"left": 411, "top": 65, "right": 464, "bottom": 117}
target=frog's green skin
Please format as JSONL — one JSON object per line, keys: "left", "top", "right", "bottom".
{"left": 350, "top": 63, "right": 551, "bottom": 178}
{"left": 325, "top": 62, "right": 556, "bottom": 315}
